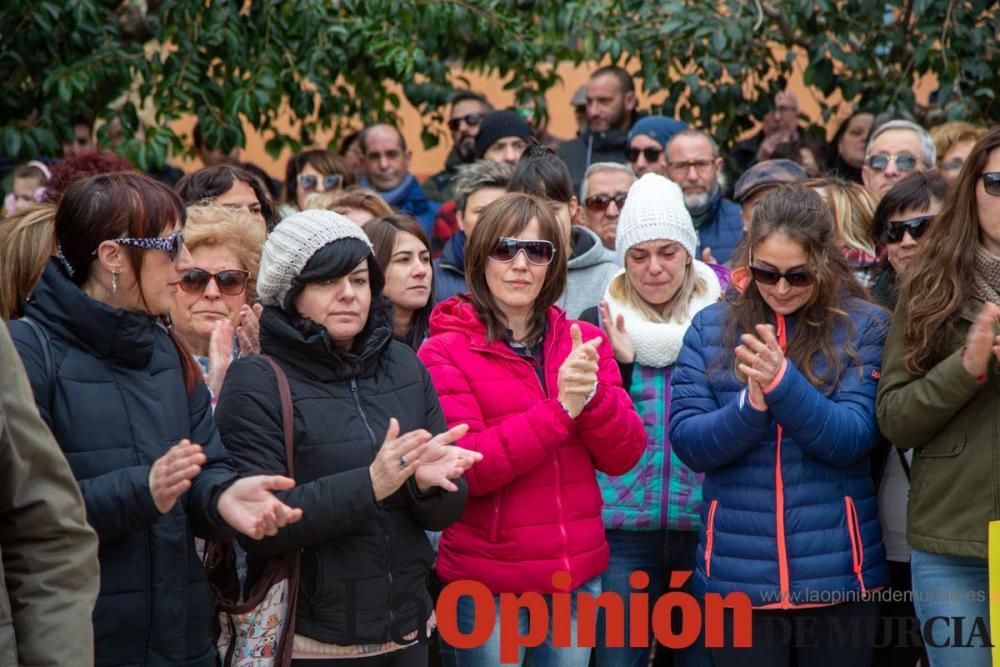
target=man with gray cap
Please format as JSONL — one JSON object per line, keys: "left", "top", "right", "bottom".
{"left": 626, "top": 115, "right": 688, "bottom": 178}
{"left": 732, "top": 158, "right": 808, "bottom": 232}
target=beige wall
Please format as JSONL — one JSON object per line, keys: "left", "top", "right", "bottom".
{"left": 169, "top": 57, "right": 937, "bottom": 181}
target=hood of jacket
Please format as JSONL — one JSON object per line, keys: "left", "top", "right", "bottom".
{"left": 24, "top": 260, "right": 160, "bottom": 369}
{"left": 260, "top": 302, "right": 393, "bottom": 382}
{"left": 568, "top": 225, "right": 617, "bottom": 271}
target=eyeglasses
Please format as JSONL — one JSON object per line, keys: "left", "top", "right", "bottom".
{"left": 298, "top": 173, "right": 342, "bottom": 192}
{"left": 584, "top": 193, "right": 627, "bottom": 212}
{"left": 748, "top": 256, "right": 814, "bottom": 287}
{"left": 983, "top": 172, "right": 1000, "bottom": 197}
{"left": 447, "top": 113, "right": 484, "bottom": 132}
{"left": 489, "top": 237, "right": 556, "bottom": 265}
{"left": 626, "top": 147, "right": 663, "bottom": 163}
{"left": 112, "top": 231, "right": 185, "bottom": 262}
{"left": 667, "top": 159, "right": 714, "bottom": 175}
{"left": 882, "top": 214, "right": 935, "bottom": 244}
{"left": 866, "top": 153, "right": 919, "bottom": 173}
{"left": 179, "top": 268, "right": 251, "bottom": 296}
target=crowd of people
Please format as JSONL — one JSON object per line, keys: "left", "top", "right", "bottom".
{"left": 1, "top": 62, "right": 998, "bottom": 667}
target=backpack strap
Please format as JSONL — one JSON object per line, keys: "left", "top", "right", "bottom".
{"left": 18, "top": 316, "right": 55, "bottom": 408}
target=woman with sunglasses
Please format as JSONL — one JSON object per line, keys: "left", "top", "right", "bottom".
{"left": 215, "top": 209, "right": 478, "bottom": 666}
{"left": 363, "top": 214, "right": 435, "bottom": 350}
{"left": 578, "top": 174, "right": 724, "bottom": 667}
{"left": 281, "top": 148, "right": 355, "bottom": 218}
{"left": 169, "top": 205, "right": 266, "bottom": 399}
{"left": 876, "top": 127, "right": 1000, "bottom": 667}
{"left": 670, "top": 184, "right": 888, "bottom": 666}
{"left": 8, "top": 172, "right": 302, "bottom": 667}
{"left": 419, "top": 193, "right": 646, "bottom": 666}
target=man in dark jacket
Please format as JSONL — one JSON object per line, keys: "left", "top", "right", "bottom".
{"left": 0, "top": 321, "right": 99, "bottom": 666}
{"left": 360, "top": 123, "right": 440, "bottom": 235}
{"left": 665, "top": 129, "right": 743, "bottom": 264}
{"left": 558, "top": 66, "right": 640, "bottom": 196}
{"left": 423, "top": 91, "right": 493, "bottom": 203}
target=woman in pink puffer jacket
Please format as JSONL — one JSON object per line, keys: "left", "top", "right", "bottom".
{"left": 419, "top": 192, "right": 646, "bottom": 667}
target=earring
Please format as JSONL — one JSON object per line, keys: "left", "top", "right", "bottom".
{"left": 111, "top": 268, "right": 120, "bottom": 295}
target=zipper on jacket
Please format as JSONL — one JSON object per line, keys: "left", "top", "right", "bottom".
{"left": 704, "top": 499, "right": 719, "bottom": 577}
{"left": 772, "top": 314, "right": 792, "bottom": 608}
{"left": 844, "top": 497, "right": 867, "bottom": 593}
{"left": 489, "top": 494, "right": 501, "bottom": 542}
{"left": 350, "top": 377, "right": 395, "bottom": 631}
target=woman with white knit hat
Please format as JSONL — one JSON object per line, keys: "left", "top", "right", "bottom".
{"left": 580, "top": 172, "right": 726, "bottom": 667}
{"left": 214, "top": 209, "right": 481, "bottom": 666}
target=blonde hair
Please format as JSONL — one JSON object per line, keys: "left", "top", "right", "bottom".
{"left": 609, "top": 250, "right": 708, "bottom": 323}
{"left": 183, "top": 205, "right": 266, "bottom": 300}
{"left": 0, "top": 204, "right": 56, "bottom": 318}
{"left": 930, "top": 121, "right": 986, "bottom": 164}
{"left": 806, "top": 177, "right": 877, "bottom": 258}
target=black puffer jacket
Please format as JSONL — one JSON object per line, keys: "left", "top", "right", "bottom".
{"left": 214, "top": 306, "right": 467, "bottom": 646}
{"left": 9, "top": 261, "right": 238, "bottom": 667}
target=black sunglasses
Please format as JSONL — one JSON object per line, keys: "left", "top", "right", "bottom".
{"left": 298, "top": 173, "right": 342, "bottom": 192}
{"left": 584, "top": 193, "right": 627, "bottom": 213}
{"left": 112, "top": 231, "right": 185, "bottom": 262}
{"left": 984, "top": 172, "right": 1000, "bottom": 197}
{"left": 749, "top": 265, "right": 814, "bottom": 287}
{"left": 447, "top": 113, "right": 484, "bottom": 132}
{"left": 625, "top": 146, "right": 663, "bottom": 163}
{"left": 489, "top": 237, "right": 556, "bottom": 265}
{"left": 866, "top": 153, "right": 919, "bottom": 173}
{"left": 882, "top": 214, "right": 935, "bottom": 244}
{"left": 179, "top": 268, "right": 250, "bottom": 296}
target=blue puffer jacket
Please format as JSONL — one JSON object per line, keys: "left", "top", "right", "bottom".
{"left": 694, "top": 192, "right": 743, "bottom": 265}
{"left": 669, "top": 294, "right": 889, "bottom": 609}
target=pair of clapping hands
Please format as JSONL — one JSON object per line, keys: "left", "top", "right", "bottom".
{"left": 735, "top": 324, "right": 785, "bottom": 410}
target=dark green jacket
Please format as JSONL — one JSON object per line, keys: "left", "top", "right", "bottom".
{"left": 0, "top": 320, "right": 99, "bottom": 665}
{"left": 876, "top": 296, "right": 996, "bottom": 559}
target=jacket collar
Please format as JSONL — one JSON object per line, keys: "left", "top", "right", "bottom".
{"left": 24, "top": 260, "right": 159, "bottom": 368}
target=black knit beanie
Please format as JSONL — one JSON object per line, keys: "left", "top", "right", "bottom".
{"left": 474, "top": 111, "right": 534, "bottom": 159}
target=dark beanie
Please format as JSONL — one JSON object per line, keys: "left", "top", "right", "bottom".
{"left": 474, "top": 111, "right": 534, "bottom": 159}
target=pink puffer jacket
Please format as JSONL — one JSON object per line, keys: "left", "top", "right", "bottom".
{"left": 418, "top": 298, "right": 646, "bottom": 594}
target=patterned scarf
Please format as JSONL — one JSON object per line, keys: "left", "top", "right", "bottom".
{"left": 973, "top": 245, "right": 1000, "bottom": 305}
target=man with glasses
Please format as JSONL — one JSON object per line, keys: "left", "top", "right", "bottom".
{"left": 862, "top": 120, "right": 936, "bottom": 200}
{"left": 579, "top": 162, "right": 635, "bottom": 251}
{"left": 359, "top": 123, "right": 439, "bottom": 235}
{"left": 729, "top": 90, "right": 802, "bottom": 176}
{"left": 558, "top": 66, "right": 640, "bottom": 195}
{"left": 626, "top": 115, "right": 688, "bottom": 178}
{"left": 665, "top": 129, "right": 743, "bottom": 264}
{"left": 424, "top": 90, "right": 493, "bottom": 204}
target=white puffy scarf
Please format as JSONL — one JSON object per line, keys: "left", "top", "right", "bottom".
{"left": 603, "top": 260, "right": 722, "bottom": 369}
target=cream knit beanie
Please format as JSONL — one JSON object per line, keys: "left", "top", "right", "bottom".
{"left": 256, "top": 209, "right": 373, "bottom": 307}
{"left": 615, "top": 173, "right": 698, "bottom": 264}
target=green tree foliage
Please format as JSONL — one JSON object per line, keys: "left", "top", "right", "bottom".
{"left": 1, "top": 0, "right": 997, "bottom": 169}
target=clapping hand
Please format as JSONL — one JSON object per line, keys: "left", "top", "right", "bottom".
{"left": 218, "top": 475, "right": 304, "bottom": 539}
{"left": 414, "top": 424, "right": 481, "bottom": 493}
{"left": 598, "top": 301, "right": 634, "bottom": 364}
{"left": 734, "top": 324, "right": 784, "bottom": 409}
{"left": 557, "top": 324, "right": 602, "bottom": 418}
{"left": 961, "top": 302, "right": 1000, "bottom": 379}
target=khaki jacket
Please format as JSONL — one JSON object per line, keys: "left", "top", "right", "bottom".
{"left": 0, "top": 322, "right": 99, "bottom": 666}
{"left": 877, "top": 297, "right": 998, "bottom": 559}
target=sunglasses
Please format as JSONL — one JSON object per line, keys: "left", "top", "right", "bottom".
{"left": 112, "top": 231, "right": 185, "bottom": 262}
{"left": 447, "top": 113, "right": 484, "bottom": 132}
{"left": 749, "top": 258, "right": 814, "bottom": 287}
{"left": 489, "top": 237, "right": 556, "bottom": 265}
{"left": 882, "top": 214, "right": 935, "bottom": 243}
{"left": 298, "top": 173, "right": 342, "bottom": 192}
{"left": 584, "top": 193, "right": 627, "bottom": 212}
{"left": 984, "top": 172, "right": 1000, "bottom": 197}
{"left": 179, "top": 268, "right": 250, "bottom": 296}
{"left": 626, "top": 147, "right": 663, "bottom": 163}
{"left": 866, "top": 153, "right": 919, "bottom": 173}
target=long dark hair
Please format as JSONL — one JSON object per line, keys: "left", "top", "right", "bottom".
{"left": 901, "top": 127, "right": 1000, "bottom": 376}
{"left": 724, "top": 184, "right": 870, "bottom": 389}
{"left": 54, "top": 172, "right": 200, "bottom": 392}
{"left": 363, "top": 214, "right": 434, "bottom": 350}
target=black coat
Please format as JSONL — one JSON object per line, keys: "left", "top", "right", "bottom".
{"left": 214, "top": 306, "right": 466, "bottom": 646}
{"left": 9, "top": 261, "right": 238, "bottom": 667}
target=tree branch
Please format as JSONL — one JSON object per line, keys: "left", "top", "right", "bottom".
{"left": 761, "top": 3, "right": 808, "bottom": 49}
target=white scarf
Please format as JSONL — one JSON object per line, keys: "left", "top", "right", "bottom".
{"left": 603, "top": 260, "right": 722, "bottom": 369}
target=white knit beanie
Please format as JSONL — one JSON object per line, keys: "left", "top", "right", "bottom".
{"left": 615, "top": 172, "right": 698, "bottom": 265}
{"left": 256, "top": 209, "right": 373, "bottom": 307}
